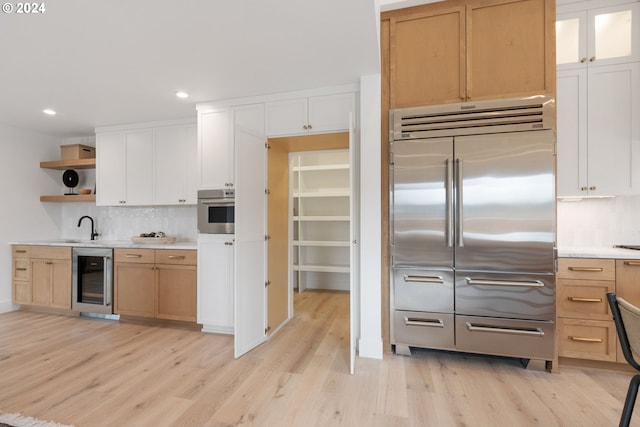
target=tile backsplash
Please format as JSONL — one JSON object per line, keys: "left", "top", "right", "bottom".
{"left": 60, "top": 203, "right": 197, "bottom": 242}
{"left": 557, "top": 195, "right": 640, "bottom": 248}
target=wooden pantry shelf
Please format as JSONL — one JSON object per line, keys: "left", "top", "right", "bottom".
{"left": 40, "top": 194, "right": 96, "bottom": 202}
{"left": 40, "top": 158, "right": 96, "bottom": 170}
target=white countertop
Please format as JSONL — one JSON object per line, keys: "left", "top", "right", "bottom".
{"left": 12, "top": 239, "right": 197, "bottom": 250}
{"left": 558, "top": 246, "right": 640, "bottom": 259}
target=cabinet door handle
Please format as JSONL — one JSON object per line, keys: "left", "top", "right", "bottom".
{"left": 624, "top": 261, "right": 640, "bottom": 267}
{"left": 167, "top": 255, "right": 185, "bottom": 260}
{"left": 568, "top": 297, "right": 602, "bottom": 303}
{"left": 403, "top": 274, "right": 444, "bottom": 284}
{"left": 570, "top": 336, "right": 603, "bottom": 343}
{"left": 125, "top": 254, "right": 142, "bottom": 258}
{"left": 568, "top": 267, "right": 604, "bottom": 272}
{"left": 580, "top": 57, "right": 587, "bottom": 63}
{"left": 589, "top": 56, "right": 596, "bottom": 62}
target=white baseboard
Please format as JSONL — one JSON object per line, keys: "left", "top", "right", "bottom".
{"left": 201, "top": 324, "right": 234, "bottom": 335}
{"left": 358, "top": 336, "right": 383, "bottom": 359}
{"left": 0, "top": 299, "right": 17, "bottom": 314}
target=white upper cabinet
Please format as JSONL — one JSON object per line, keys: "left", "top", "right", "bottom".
{"left": 556, "top": 2, "right": 640, "bottom": 70}
{"left": 556, "top": 0, "right": 640, "bottom": 197}
{"left": 154, "top": 124, "right": 198, "bottom": 205}
{"left": 198, "top": 109, "right": 233, "bottom": 189}
{"left": 265, "top": 92, "right": 356, "bottom": 136}
{"left": 96, "top": 132, "right": 126, "bottom": 206}
{"left": 96, "top": 120, "right": 197, "bottom": 206}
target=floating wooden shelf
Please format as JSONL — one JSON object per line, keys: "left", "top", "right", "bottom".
{"left": 40, "top": 194, "right": 96, "bottom": 202}
{"left": 40, "top": 158, "right": 96, "bottom": 170}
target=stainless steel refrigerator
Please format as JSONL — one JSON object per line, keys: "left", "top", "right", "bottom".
{"left": 390, "top": 96, "right": 556, "bottom": 365}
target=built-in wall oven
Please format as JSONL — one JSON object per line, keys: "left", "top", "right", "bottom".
{"left": 72, "top": 247, "right": 115, "bottom": 317}
{"left": 197, "top": 189, "right": 235, "bottom": 234}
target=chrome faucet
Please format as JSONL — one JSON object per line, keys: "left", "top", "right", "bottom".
{"left": 77, "top": 215, "right": 99, "bottom": 240}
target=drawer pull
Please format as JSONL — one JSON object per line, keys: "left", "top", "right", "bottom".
{"left": 568, "top": 267, "right": 604, "bottom": 272}
{"left": 15, "top": 268, "right": 27, "bottom": 271}
{"left": 466, "top": 322, "right": 544, "bottom": 337}
{"left": 125, "top": 254, "right": 143, "bottom": 258}
{"left": 404, "top": 317, "right": 444, "bottom": 328}
{"left": 568, "top": 297, "right": 603, "bottom": 303}
{"left": 466, "top": 278, "right": 544, "bottom": 288}
{"left": 569, "top": 336, "right": 603, "bottom": 343}
{"left": 167, "top": 255, "right": 186, "bottom": 260}
{"left": 15, "top": 250, "right": 26, "bottom": 254}
{"left": 403, "top": 274, "right": 443, "bottom": 284}
{"left": 624, "top": 261, "right": 640, "bottom": 267}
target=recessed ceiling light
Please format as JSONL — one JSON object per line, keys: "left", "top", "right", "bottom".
{"left": 43, "top": 108, "right": 56, "bottom": 116}
{"left": 176, "top": 91, "right": 189, "bottom": 99}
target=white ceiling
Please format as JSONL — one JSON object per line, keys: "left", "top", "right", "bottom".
{"left": 0, "top": 0, "right": 380, "bottom": 137}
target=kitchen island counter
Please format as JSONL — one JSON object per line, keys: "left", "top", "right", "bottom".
{"left": 558, "top": 246, "right": 640, "bottom": 260}
{"left": 11, "top": 239, "right": 197, "bottom": 250}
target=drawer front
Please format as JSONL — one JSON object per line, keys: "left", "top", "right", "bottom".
{"left": 557, "top": 258, "right": 615, "bottom": 281}
{"left": 13, "top": 258, "right": 30, "bottom": 281}
{"left": 455, "top": 271, "right": 555, "bottom": 321}
{"left": 393, "top": 268, "right": 453, "bottom": 313}
{"left": 392, "top": 310, "right": 455, "bottom": 351}
{"left": 557, "top": 279, "right": 614, "bottom": 320}
{"left": 114, "top": 248, "right": 155, "bottom": 263}
{"left": 155, "top": 249, "right": 197, "bottom": 266}
{"left": 558, "top": 318, "right": 617, "bottom": 362}
{"left": 13, "top": 245, "right": 71, "bottom": 260}
{"left": 455, "top": 315, "right": 555, "bottom": 360}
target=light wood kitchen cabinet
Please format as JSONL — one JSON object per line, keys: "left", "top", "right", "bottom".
{"left": 383, "top": 0, "right": 555, "bottom": 109}
{"left": 556, "top": 258, "right": 617, "bottom": 361}
{"left": 265, "top": 93, "right": 355, "bottom": 136}
{"left": 96, "top": 121, "right": 197, "bottom": 206}
{"left": 12, "top": 245, "right": 71, "bottom": 309}
{"left": 197, "top": 234, "right": 234, "bottom": 333}
{"left": 114, "top": 248, "right": 197, "bottom": 322}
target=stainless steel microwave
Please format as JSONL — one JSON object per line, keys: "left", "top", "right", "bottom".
{"left": 197, "top": 189, "right": 235, "bottom": 234}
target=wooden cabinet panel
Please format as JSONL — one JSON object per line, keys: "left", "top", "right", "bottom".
{"left": 390, "top": 6, "right": 465, "bottom": 108}
{"left": 616, "top": 259, "right": 640, "bottom": 307}
{"left": 467, "top": 0, "right": 550, "bottom": 100}
{"left": 13, "top": 281, "right": 31, "bottom": 305}
{"left": 114, "top": 248, "right": 155, "bottom": 264}
{"left": 557, "top": 278, "right": 614, "bottom": 321}
{"left": 31, "top": 259, "right": 52, "bottom": 307}
{"left": 383, "top": 0, "right": 554, "bottom": 109}
{"left": 114, "top": 262, "right": 155, "bottom": 318}
{"left": 50, "top": 260, "right": 71, "bottom": 309}
{"left": 155, "top": 249, "right": 196, "bottom": 266}
{"left": 114, "top": 248, "right": 197, "bottom": 322}
{"left": 558, "top": 318, "right": 617, "bottom": 362}
{"left": 13, "top": 258, "right": 29, "bottom": 281}
{"left": 557, "top": 258, "right": 615, "bottom": 280}
{"left": 156, "top": 265, "right": 197, "bottom": 322}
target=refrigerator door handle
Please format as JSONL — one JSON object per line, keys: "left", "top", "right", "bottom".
{"left": 403, "top": 274, "right": 444, "bottom": 284}
{"left": 466, "top": 278, "right": 545, "bottom": 288}
{"left": 465, "top": 322, "right": 545, "bottom": 337}
{"left": 455, "top": 159, "right": 463, "bottom": 247}
{"left": 446, "top": 159, "right": 453, "bottom": 247}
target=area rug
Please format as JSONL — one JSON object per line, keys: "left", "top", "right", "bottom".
{"left": 0, "top": 413, "right": 74, "bottom": 427}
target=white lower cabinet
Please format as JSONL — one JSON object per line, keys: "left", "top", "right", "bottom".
{"left": 197, "top": 234, "right": 234, "bottom": 334}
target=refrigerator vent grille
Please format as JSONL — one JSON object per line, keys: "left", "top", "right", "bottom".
{"left": 391, "top": 96, "right": 554, "bottom": 139}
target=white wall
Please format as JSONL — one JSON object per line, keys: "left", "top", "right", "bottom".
{"left": 558, "top": 196, "right": 640, "bottom": 248}
{"left": 0, "top": 123, "right": 62, "bottom": 312}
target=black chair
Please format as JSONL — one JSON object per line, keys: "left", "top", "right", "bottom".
{"left": 607, "top": 292, "right": 640, "bottom": 427}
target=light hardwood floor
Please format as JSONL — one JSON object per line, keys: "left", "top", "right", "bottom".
{"left": 0, "top": 291, "right": 638, "bottom": 426}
